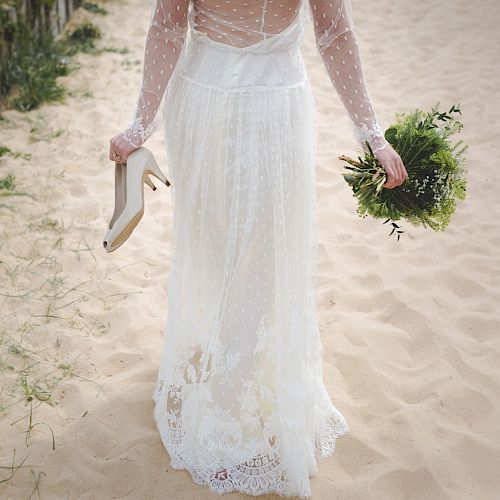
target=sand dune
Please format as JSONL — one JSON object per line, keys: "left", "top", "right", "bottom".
{"left": 1, "top": 0, "right": 499, "bottom": 498}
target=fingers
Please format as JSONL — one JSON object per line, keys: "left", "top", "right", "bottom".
{"left": 383, "top": 156, "right": 408, "bottom": 189}
{"left": 383, "top": 162, "right": 403, "bottom": 189}
{"left": 109, "top": 136, "right": 119, "bottom": 162}
{"left": 109, "top": 134, "right": 130, "bottom": 164}
{"left": 373, "top": 144, "right": 408, "bottom": 190}
{"left": 393, "top": 157, "right": 406, "bottom": 185}
{"left": 399, "top": 158, "right": 408, "bottom": 182}
{"left": 383, "top": 163, "right": 398, "bottom": 189}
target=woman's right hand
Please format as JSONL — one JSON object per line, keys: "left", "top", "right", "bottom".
{"left": 109, "top": 131, "right": 141, "bottom": 164}
{"left": 374, "top": 142, "right": 408, "bottom": 189}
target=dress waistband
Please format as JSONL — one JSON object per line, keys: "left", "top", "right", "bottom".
{"left": 176, "top": 35, "right": 308, "bottom": 90}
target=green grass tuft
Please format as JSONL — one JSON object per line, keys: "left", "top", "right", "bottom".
{"left": 1, "top": 8, "right": 103, "bottom": 112}
{"left": 0, "top": 172, "right": 16, "bottom": 192}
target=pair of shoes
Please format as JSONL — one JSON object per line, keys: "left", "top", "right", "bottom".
{"left": 103, "top": 147, "right": 170, "bottom": 253}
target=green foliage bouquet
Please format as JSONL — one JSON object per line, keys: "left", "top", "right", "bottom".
{"left": 340, "top": 104, "right": 468, "bottom": 240}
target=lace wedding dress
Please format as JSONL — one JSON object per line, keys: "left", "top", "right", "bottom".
{"left": 120, "top": 0, "right": 388, "bottom": 497}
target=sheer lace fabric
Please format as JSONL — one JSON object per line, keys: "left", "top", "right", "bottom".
{"left": 118, "top": 0, "right": 391, "bottom": 497}
{"left": 310, "top": 0, "right": 388, "bottom": 151}
{"left": 156, "top": 65, "right": 350, "bottom": 497}
{"left": 120, "top": 0, "right": 189, "bottom": 148}
{"left": 120, "top": 0, "right": 387, "bottom": 151}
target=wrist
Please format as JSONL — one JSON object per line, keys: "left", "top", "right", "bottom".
{"left": 353, "top": 122, "right": 387, "bottom": 153}
{"left": 120, "top": 131, "right": 142, "bottom": 149}
{"left": 122, "top": 116, "right": 154, "bottom": 148}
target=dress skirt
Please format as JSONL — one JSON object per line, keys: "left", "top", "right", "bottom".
{"left": 152, "top": 15, "right": 350, "bottom": 498}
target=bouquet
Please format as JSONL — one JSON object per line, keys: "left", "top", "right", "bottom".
{"left": 340, "top": 104, "right": 468, "bottom": 240}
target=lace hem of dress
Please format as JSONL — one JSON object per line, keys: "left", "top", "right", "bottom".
{"left": 353, "top": 122, "right": 388, "bottom": 151}
{"left": 152, "top": 389, "right": 350, "bottom": 498}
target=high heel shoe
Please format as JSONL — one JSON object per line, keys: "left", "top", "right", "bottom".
{"left": 103, "top": 147, "right": 170, "bottom": 253}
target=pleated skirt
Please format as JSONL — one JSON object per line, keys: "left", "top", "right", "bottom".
{"left": 153, "top": 33, "right": 349, "bottom": 498}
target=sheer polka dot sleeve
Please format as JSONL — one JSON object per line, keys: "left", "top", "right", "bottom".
{"left": 309, "top": 0, "right": 388, "bottom": 152}
{"left": 120, "top": 0, "right": 189, "bottom": 149}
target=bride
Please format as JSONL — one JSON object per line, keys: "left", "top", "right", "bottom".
{"left": 107, "top": 0, "right": 407, "bottom": 497}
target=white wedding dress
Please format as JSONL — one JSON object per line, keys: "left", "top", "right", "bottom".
{"left": 120, "top": 0, "right": 387, "bottom": 497}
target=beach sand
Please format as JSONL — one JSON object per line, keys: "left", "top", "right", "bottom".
{"left": 0, "top": 0, "right": 499, "bottom": 498}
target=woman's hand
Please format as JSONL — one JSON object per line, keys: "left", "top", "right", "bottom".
{"left": 374, "top": 142, "right": 408, "bottom": 189}
{"left": 109, "top": 131, "right": 140, "bottom": 164}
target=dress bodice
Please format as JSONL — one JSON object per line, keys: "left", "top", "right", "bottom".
{"left": 119, "top": 0, "right": 388, "bottom": 155}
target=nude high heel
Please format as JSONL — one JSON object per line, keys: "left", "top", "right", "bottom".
{"left": 103, "top": 147, "right": 170, "bottom": 253}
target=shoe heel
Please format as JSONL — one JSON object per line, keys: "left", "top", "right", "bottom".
{"left": 147, "top": 155, "right": 171, "bottom": 187}
{"left": 144, "top": 174, "right": 156, "bottom": 191}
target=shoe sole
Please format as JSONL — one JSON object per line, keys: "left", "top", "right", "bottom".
{"left": 105, "top": 206, "right": 144, "bottom": 252}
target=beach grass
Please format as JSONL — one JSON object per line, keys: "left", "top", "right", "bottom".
{"left": 0, "top": 2, "right": 112, "bottom": 113}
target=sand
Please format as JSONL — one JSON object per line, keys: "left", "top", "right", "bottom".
{"left": 1, "top": 0, "right": 499, "bottom": 498}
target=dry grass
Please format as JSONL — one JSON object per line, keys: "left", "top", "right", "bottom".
{"left": 0, "top": 74, "right": 118, "bottom": 495}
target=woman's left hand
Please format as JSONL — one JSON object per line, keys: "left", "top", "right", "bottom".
{"left": 109, "top": 131, "right": 139, "bottom": 164}
{"left": 374, "top": 142, "right": 408, "bottom": 189}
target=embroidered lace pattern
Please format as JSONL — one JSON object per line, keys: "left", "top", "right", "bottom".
{"left": 115, "top": 1, "right": 399, "bottom": 497}
{"left": 152, "top": 310, "right": 350, "bottom": 498}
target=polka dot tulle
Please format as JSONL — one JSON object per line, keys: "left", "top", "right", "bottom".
{"left": 120, "top": 0, "right": 387, "bottom": 152}
{"left": 118, "top": 1, "right": 388, "bottom": 498}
